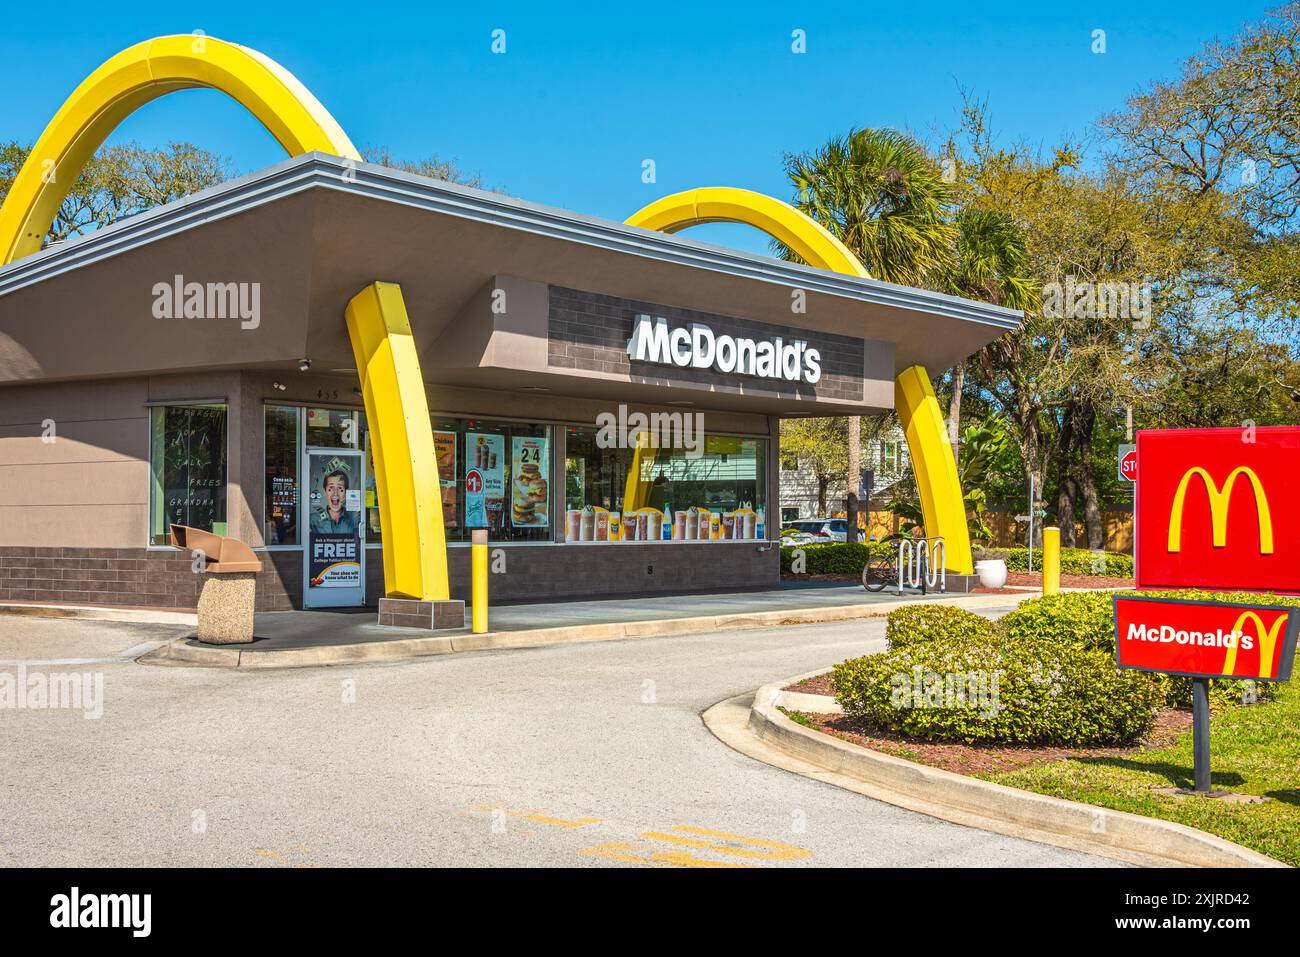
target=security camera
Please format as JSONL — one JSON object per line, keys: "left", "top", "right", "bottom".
{"left": 298, "top": 358, "right": 311, "bottom": 373}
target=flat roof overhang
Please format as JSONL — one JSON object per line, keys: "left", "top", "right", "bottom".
{"left": 0, "top": 153, "right": 1020, "bottom": 415}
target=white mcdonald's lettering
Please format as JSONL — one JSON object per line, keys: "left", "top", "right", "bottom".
{"left": 1124, "top": 621, "right": 1253, "bottom": 650}
{"left": 626, "top": 314, "right": 821, "bottom": 385}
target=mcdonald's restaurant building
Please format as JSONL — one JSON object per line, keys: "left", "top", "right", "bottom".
{"left": 0, "top": 153, "right": 1018, "bottom": 612}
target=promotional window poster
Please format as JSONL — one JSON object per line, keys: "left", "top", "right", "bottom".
{"left": 434, "top": 430, "right": 458, "bottom": 530}
{"left": 511, "top": 435, "right": 550, "bottom": 527}
{"left": 307, "top": 452, "right": 363, "bottom": 588}
{"left": 465, "top": 432, "right": 505, "bottom": 529}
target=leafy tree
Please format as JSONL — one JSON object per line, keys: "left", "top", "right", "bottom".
{"left": 360, "top": 147, "right": 487, "bottom": 189}
{"left": 0, "top": 140, "right": 230, "bottom": 247}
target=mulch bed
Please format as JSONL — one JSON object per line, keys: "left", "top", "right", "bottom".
{"left": 791, "top": 707, "right": 1192, "bottom": 776}
{"left": 1004, "top": 571, "right": 1134, "bottom": 589}
{"left": 780, "top": 571, "right": 1134, "bottom": 590}
{"left": 784, "top": 673, "right": 836, "bottom": 696}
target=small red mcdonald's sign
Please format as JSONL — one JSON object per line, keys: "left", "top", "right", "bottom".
{"left": 1136, "top": 427, "right": 1300, "bottom": 593}
{"left": 1113, "top": 595, "right": 1298, "bottom": 681}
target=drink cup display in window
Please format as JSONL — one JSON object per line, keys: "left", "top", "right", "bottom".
{"left": 609, "top": 510, "right": 621, "bottom": 541}
{"left": 565, "top": 508, "right": 581, "bottom": 541}
{"left": 580, "top": 504, "right": 596, "bottom": 541}
{"left": 673, "top": 509, "right": 687, "bottom": 540}
{"left": 722, "top": 511, "right": 735, "bottom": 539}
{"left": 710, "top": 512, "right": 721, "bottom": 540}
{"left": 595, "top": 507, "right": 609, "bottom": 541}
{"left": 685, "top": 506, "right": 700, "bottom": 540}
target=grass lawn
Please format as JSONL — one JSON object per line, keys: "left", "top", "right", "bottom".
{"left": 986, "top": 680, "right": 1300, "bottom": 866}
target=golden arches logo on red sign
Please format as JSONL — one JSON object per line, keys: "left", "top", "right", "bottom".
{"left": 1136, "top": 427, "right": 1299, "bottom": 593}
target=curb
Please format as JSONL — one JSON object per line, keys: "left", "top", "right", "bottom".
{"left": 139, "top": 591, "right": 1033, "bottom": 669}
{"left": 0, "top": 602, "right": 197, "bottom": 626}
{"left": 726, "top": 674, "right": 1286, "bottom": 869}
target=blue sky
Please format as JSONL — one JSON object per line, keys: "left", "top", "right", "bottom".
{"left": 0, "top": 1, "right": 1270, "bottom": 253}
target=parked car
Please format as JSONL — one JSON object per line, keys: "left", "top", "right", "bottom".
{"left": 781, "top": 518, "right": 849, "bottom": 544}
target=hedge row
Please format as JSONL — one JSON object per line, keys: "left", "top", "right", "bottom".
{"left": 780, "top": 542, "right": 1137, "bottom": 578}
{"left": 779, "top": 541, "right": 893, "bottom": 575}
{"left": 976, "top": 547, "right": 1135, "bottom": 578}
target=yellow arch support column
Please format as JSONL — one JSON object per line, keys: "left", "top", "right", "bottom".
{"left": 345, "top": 282, "right": 450, "bottom": 601}
{"left": 627, "top": 188, "right": 975, "bottom": 576}
{"left": 0, "top": 34, "right": 359, "bottom": 265}
{"left": 896, "top": 366, "right": 972, "bottom": 574}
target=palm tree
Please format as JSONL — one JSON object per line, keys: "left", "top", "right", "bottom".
{"left": 782, "top": 128, "right": 956, "bottom": 284}
{"left": 780, "top": 128, "right": 956, "bottom": 540}
{"left": 940, "top": 208, "right": 1038, "bottom": 457}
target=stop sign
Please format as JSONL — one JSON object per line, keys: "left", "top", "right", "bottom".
{"left": 1118, "top": 446, "right": 1138, "bottom": 482}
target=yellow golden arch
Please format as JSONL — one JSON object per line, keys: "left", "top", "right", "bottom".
{"left": 0, "top": 36, "right": 974, "bottom": 606}
{"left": 626, "top": 188, "right": 973, "bottom": 574}
{"left": 0, "top": 34, "right": 449, "bottom": 601}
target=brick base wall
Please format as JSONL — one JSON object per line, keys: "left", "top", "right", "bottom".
{"left": 0, "top": 547, "right": 295, "bottom": 611}
{"left": 0, "top": 543, "right": 781, "bottom": 612}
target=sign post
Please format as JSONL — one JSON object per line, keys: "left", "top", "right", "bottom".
{"left": 1112, "top": 593, "right": 1298, "bottom": 793}
{"left": 1192, "top": 679, "right": 1211, "bottom": 793}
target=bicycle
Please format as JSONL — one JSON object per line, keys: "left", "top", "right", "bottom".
{"left": 862, "top": 537, "right": 935, "bottom": 595}
{"left": 861, "top": 549, "right": 897, "bottom": 592}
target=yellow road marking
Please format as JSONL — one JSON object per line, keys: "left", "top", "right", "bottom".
{"left": 469, "top": 804, "right": 602, "bottom": 828}
{"left": 668, "top": 826, "right": 811, "bottom": 861}
{"left": 580, "top": 842, "right": 751, "bottom": 868}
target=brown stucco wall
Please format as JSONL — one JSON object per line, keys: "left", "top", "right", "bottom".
{"left": 0, "top": 370, "right": 780, "bottom": 610}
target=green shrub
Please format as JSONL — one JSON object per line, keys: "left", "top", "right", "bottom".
{"left": 968, "top": 589, "right": 1297, "bottom": 709}
{"left": 885, "top": 604, "right": 999, "bottom": 650}
{"left": 1001, "top": 591, "right": 1119, "bottom": 651}
{"left": 779, "top": 541, "right": 893, "bottom": 575}
{"left": 833, "top": 634, "right": 1160, "bottom": 746}
{"left": 978, "top": 547, "right": 1134, "bottom": 578}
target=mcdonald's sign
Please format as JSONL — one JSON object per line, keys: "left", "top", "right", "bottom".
{"left": 1113, "top": 594, "right": 1298, "bottom": 681}
{"left": 1136, "top": 427, "right": 1300, "bottom": 592}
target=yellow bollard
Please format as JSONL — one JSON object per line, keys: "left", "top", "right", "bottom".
{"left": 1042, "top": 526, "right": 1061, "bottom": 597}
{"left": 471, "top": 529, "right": 488, "bottom": 634}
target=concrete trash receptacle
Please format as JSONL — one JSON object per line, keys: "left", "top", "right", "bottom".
{"left": 170, "top": 525, "right": 263, "bottom": 645}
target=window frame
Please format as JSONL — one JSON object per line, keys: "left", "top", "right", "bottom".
{"left": 146, "top": 402, "right": 231, "bottom": 549}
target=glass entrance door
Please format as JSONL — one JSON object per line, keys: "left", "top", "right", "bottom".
{"left": 302, "top": 447, "right": 367, "bottom": 608}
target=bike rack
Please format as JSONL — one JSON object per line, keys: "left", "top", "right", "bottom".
{"left": 896, "top": 537, "right": 946, "bottom": 596}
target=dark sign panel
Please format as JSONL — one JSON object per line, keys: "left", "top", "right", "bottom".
{"left": 1113, "top": 594, "right": 1299, "bottom": 682}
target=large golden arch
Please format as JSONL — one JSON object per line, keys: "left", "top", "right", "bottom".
{"left": 0, "top": 36, "right": 450, "bottom": 601}
{"left": 627, "top": 188, "right": 973, "bottom": 574}
{"left": 0, "top": 34, "right": 360, "bottom": 263}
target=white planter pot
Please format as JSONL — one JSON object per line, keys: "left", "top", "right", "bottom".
{"left": 974, "top": 559, "right": 1008, "bottom": 589}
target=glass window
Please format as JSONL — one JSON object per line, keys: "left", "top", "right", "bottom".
{"left": 421, "top": 416, "right": 552, "bottom": 543}
{"left": 563, "top": 427, "right": 768, "bottom": 541}
{"left": 149, "top": 405, "right": 228, "bottom": 546}
{"left": 305, "top": 407, "right": 359, "bottom": 449}
{"left": 361, "top": 420, "right": 383, "bottom": 544}
{"left": 264, "top": 406, "right": 300, "bottom": 545}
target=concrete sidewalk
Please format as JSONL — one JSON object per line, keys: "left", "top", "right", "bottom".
{"left": 142, "top": 582, "right": 1037, "bottom": 669}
